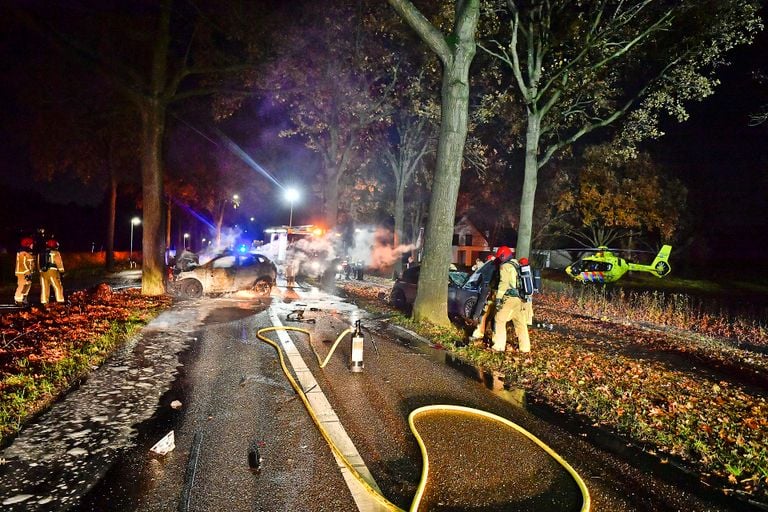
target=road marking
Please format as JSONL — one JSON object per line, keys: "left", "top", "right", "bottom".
{"left": 267, "top": 305, "right": 389, "bottom": 512}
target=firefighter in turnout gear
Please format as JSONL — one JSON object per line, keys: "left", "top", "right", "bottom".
{"left": 14, "top": 237, "right": 36, "bottom": 306}
{"left": 491, "top": 246, "right": 531, "bottom": 353}
{"left": 39, "top": 239, "right": 65, "bottom": 305}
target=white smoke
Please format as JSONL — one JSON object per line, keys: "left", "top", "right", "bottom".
{"left": 346, "top": 226, "right": 416, "bottom": 270}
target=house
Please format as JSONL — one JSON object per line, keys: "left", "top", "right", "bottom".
{"left": 451, "top": 215, "right": 491, "bottom": 267}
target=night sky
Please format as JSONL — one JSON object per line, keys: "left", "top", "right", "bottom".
{"left": 0, "top": 2, "right": 766, "bottom": 276}
{"left": 651, "top": 26, "right": 768, "bottom": 270}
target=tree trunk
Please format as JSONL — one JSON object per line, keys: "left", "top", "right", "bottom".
{"left": 216, "top": 208, "right": 224, "bottom": 249}
{"left": 393, "top": 181, "right": 406, "bottom": 277}
{"left": 165, "top": 199, "right": 171, "bottom": 256}
{"left": 412, "top": 58, "right": 475, "bottom": 326}
{"left": 139, "top": 100, "right": 167, "bottom": 295}
{"left": 516, "top": 113, "right": 542, "bottom": 259}
{"left": 105, "top": 169, "right": 117, "bottom": 271}
{"left": 324, "top": 172, "right": 341, "bottom": 229}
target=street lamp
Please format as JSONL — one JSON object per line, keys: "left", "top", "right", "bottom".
{"left": 285, "top": 188, "right": 300, "bottom": 228}
{"left": 129, "top": 217, "right": 141, "bottom": 268}
{"left": 183, "top": 233, "right": 190, "bottom": 250}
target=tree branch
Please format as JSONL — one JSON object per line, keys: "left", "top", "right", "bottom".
{"left": 387, "top": 0, "right": 451, "bottom": 63}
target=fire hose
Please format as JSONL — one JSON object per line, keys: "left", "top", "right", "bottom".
{"left": 256, "top": 326, "right": 591, "bottom": 511}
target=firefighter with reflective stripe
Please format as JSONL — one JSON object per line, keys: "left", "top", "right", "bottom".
{"left": 40, "top": 239, "right": 65, "bottom": 305}
{"left": 14, "top": 237, "right": 36, "bottom": 306}
{"left": 491, "top": 246, "right": 530, "bottom": 353}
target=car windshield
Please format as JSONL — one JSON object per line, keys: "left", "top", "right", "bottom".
{"left": 449, "top": 271, "right": 469, "bottom": 286}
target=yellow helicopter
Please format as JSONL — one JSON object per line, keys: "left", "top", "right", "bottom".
{"left": 565, "top": 245, "right": 672, "bottom": 283}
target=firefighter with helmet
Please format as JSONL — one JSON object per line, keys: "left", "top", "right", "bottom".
{"left": 491, "top": 246, "right": 530, "bottom": 353}
{"left": 40, "top": 239, "right": 66, "bottom": 305}
{"left": 14, "top": 237, "right": 36, "bottom": 306}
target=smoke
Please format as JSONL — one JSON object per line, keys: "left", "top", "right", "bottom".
{"left": 346, "top": 226, "right": 416, "bottom": 270}
{"left": 195, "top": 226, "right": 244, "bottom": 265}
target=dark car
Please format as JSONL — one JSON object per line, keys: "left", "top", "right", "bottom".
{"left": 390, "top": 265, "right": 471, "bottom": 314}
{"left": 170, "top": 252, "right": 277, "bottom": 298}
{"left": 390, "top": 261, "right": 499, "bottom": 322}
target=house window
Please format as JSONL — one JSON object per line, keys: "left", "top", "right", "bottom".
{"left": 464, "top": 234, "right": 473, "bottom": 246}
{"left": 452, "top": 234, "right": 459, "bottom": 246}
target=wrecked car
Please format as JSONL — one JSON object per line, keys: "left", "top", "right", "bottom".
{"left": 390, "top": 261, "right": 504, "bottom": 322}
{"left": 170, "top": 252, "right": 277, "bottom": 298}
{"left": 390, "top": 265, "right": 472, "bottom": 316}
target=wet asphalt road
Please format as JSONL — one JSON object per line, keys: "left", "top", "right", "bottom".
{"left": 0, "top": 279, "right": 752, "bottom": 511}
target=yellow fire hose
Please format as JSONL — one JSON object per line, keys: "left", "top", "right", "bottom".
{"left": 256, "top": 326, "right": 591, "bottom": 512}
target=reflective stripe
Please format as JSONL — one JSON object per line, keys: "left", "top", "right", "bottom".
{"left": 581, "top": 272, "right": 605, "bottom": 283}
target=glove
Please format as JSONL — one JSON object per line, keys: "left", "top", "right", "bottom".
{"left": 24, "top": 274, "right": 32, "bottom": 283}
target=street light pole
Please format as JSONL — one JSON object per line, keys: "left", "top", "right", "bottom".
{"left": 130, "top": 217, "right": 141, "bottom": 268}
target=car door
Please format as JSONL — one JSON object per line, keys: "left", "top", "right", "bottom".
{"left": 209, "top": 255, "right": 237, "bottom": 292}
{"left": 234, "top": 254, "right": 258, "bottom": 290}
{"left": 452, "top": 262, "right": 495, "bottom": 320}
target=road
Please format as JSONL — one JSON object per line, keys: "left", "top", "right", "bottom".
{"left": 0, "top": 278, "right": 750, "bottom": 511}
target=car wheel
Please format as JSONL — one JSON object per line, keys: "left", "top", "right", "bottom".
{"left": 252, "top": 278, "right": 272, "bottom": 296}
{"left": 391, "top": 288, "right": 407, "bottom": 310}
{"left": 180, "top": 279, "right": 203, "bottom": 298}
{"left": 463, "top": 296, "right": 478, "bottom": 320}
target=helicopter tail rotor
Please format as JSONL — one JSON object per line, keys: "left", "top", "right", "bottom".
{"left": 650, "top": 245, "right": 672, "bottom": 277}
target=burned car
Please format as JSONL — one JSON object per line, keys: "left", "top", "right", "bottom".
{"left": 170, "top": 252, "right": 277, "bottom": 298}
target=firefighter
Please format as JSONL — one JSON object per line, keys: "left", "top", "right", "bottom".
{"left": 491, "top": 246, "right": 530, "bottom": 353}
{"left": 40, "top": 239, "right": 65, "bottom": 305}
{"left": 14, "top": 237, "right": 36, "bottom": 306}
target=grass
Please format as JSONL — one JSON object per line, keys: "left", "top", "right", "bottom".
{"left": 0, "top": 303, "right": 165, "bottom": 446}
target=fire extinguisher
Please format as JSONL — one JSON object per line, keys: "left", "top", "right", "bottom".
{"left": 350, "top": 319, "right": 364, "bottom": 372}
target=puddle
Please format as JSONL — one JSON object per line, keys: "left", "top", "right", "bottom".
{"left": 387, "top": 324, "right": 527, "bottom": 408}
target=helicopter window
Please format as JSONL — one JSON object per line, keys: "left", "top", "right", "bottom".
{"left": 585, "top": 261, "right": 612, "bottom": 272}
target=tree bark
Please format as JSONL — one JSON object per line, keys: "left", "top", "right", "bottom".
{"left": 324, "top": 171, "right": 341, "bottom": 229}
{"left": 517, "top": 113, "right": 541, "bottom": 259}
{"left": 393, "top": 180, "right": 406, "bottom": 277}
{"left": 139, "top": 100, "right": 167, "bottom": 295}
{"left": 106, "top": 168, "right": 117, "bottom": 271}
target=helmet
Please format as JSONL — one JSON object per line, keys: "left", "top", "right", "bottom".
{"left": 46, "top": 239, "right": 59, "bottom": 249}
{"left": 20, "top": 237, "right": 34, "bottom": 250}
{"left": 519, "top": 257, "right": 529, "bottom": 266}
{"left": 495, "top": 246, "right": 514, "bottom": 262}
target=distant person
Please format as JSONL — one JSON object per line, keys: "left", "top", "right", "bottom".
{"left": 14, "top": 237, "right": 36, "bottom": 306}
{"left": 491, "top": 246, "right": 530, "bottom": 353}
{"left": 39, "top": 239, "right": 65, "bottom": 306}
{"left": 285, "top": 257, "right": 297, "bottom": 288}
